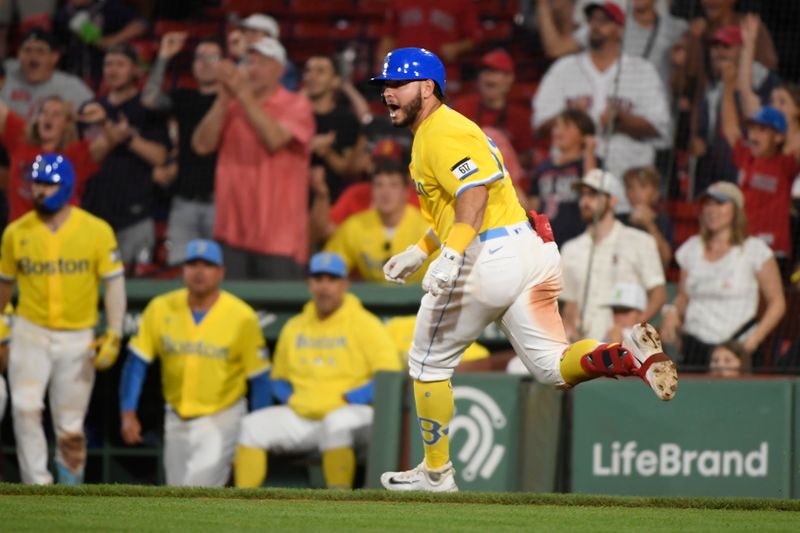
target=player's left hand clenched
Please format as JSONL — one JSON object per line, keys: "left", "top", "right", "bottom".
{"left": 91, "top": 328, "right": 122, "bottom": 370}
{"left": 384, "top": 245, "right": 428, "bottom": 284}
{"left": 422, "top": 247, "right": 463, "bottom": 296}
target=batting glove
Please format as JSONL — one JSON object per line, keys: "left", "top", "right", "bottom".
{"left": 422, "top": 247, "right": 463, "bottom": 297}
{"left": 91, "top": 329, "right": 122, "bottom": 371}
{"left": 383, "top": 245, "right": 428, "bottom": 284}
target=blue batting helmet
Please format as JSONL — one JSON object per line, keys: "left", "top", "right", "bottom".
{"left": 370, "top": 47, "right": 446, "bottom": 95}
{"left": 30, "top": 153, "right": 75, "bottom": 213}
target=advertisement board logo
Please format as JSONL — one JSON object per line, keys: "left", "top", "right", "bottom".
{"left": 451, "top": 386, "right": 507, "bottom": 481}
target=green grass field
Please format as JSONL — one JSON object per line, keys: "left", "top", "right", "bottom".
{"left": 1, "top": 484, "right": 798, "bottom": 532}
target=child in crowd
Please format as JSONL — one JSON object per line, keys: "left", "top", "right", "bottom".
{"left": 619, "top": 166, "right": 674, "bottom": 269}
{"left": 722, "top": 101, "right": 800, "bottom": 274}
{"left": 527, "top": 109, "right": 597, "bottom": 245}
{"left": 709, "top": 341, "right": 750, "bottom": 378}
{"left": 604, "top": 282, "right": 646, "bottom": 345}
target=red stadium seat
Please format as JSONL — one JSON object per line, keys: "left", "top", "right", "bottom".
{"left": 154, "top": 20, "right": 221, "bottom": 38}
{"left": 292, "top": 20, "right": 362, "bottom": 41}
{"left": 291, "top": 0, "right": 354, "bottom": 16}
{"left": 481, "top": 20, "right": 514, "bottom": 42}
{"left": 357, "top": 0, "right": 390, "bottom": 17}
{"left": 222, "top": 0, "right": 290, "bottom": 17}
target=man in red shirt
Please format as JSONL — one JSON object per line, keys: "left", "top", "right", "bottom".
{"left": 451, "top": 49, "right": 535, "bottom": 169}
{"left": 193, "top": 37, "right": 314, "bottom": 279}
{"left": 375, "top": 0, "right": 482, "bottom": 92}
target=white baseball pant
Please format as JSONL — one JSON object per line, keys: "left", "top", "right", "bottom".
{"left": 0, "top": 374, "right": 7, "bottom": 423}
{"left": 8, "top": 316, "right": 94, "bottom": 485}
{"left": 163, "top": 398, "right": 246, "bottom": 487}
{"left": 238, "top": 405, "right": 373, "bottom": 453}
{"left": 409, "top": 222, "right": 569, "bottom": 385}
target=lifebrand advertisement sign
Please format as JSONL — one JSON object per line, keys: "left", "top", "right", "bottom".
{"left": 571, "top": 379, "right": 794, "bottom": 498}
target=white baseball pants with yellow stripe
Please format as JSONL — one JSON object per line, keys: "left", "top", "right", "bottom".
{"left": 163, "top": 398, "right": 246, "bottom": 487}
{"left": 238, "top": 405, "right": 373, "bottom": 453}
{"left": 408, "top": 222, "right": 569, "bottom": 385}
{"left": 8, "top": 316, "right": 94, "bottom": 485}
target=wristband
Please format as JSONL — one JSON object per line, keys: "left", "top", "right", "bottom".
{"left": 416, "top": 230, "right": 439, "bottom": 256}
{"left": 443, "top": 223, "right": 477, "bottom": 255}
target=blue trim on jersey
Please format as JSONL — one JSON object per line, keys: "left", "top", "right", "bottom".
{"left": 191, "top": 309, "right": 209, "bottom": 325}
{"left": 344, "top": 380, "right": 375, "bottom": 405}
{"left": 248, "top": 369, "right": 273, "bottom": 410}
{"left": 101, "top": 269, "right": 125, "bottom": 281}
{"left": 454, "top": 172, "right": 503, "bottom": 198}
{"left": 272, "top": 379, "right": 293, "bottom": 404}
{"left": 457, "top": 167, "right": 479, "bottom": 181}
{"left": 418, "top": 264, "right": 464, "bottom": 379}
{"left": 119, "top": 349, "right": 151, "bottom": 412}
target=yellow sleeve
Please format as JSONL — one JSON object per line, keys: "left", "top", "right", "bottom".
{"left": 0, "top": 227, "right": 17, "bottom": 280}
{"left": 95, "top": 222, "right": 124, "bottom": 279}
{"left": 428, "top": 128, "right": 507, "bottom": 200}
{"left": 127, "top": 300, "right": 159, "bottom": 362}
{"left": 323, "top": 223, "right": 353, "bottom": 270}
{"left": 238, "top": 307, "right": 271, "bottom": 377}
{"left": 271, "top": 318, "right": 294, "bottom": 381}
{"left": 357, "top": 313, "right": 402, "bottom": 373}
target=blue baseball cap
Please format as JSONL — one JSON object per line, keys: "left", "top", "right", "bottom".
{"left": 185, "top": 239, "right": 223, "bottom": 266}
{"left": 748, "top": 106, "right": 787, "bottom": 134}
{"left": 308, "top": 252, "right": 347, "bottom": 278}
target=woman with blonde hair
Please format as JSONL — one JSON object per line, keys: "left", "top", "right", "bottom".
{"left": 0, "top": 95, "right": 128, "bottom": 221}
{"left": 661, "top": 181, "right": 785, "bottom": 371}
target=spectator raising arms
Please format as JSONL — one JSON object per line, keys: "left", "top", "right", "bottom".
{"left": 141, "top": 33, "right": 223, "bottom": 265}
{"left": 193, "top": 38, "right": 314, "bottom": 280}
{"left": 661, "top": 182, "right": 785, "bottom": 371}
{"left": 0, "top": 95, "right": 125, "bottom": 221}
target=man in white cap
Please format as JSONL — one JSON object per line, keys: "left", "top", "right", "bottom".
{"left": 560, "top": 168, "right": 666, "bottom": 341}
{"left": 228, "top": 13, "right": 298, "bottom": 90}
{"left": 193, "top": 38, "right": 314, "bottom": 279}
{"left": 604, "top": 281, "right": 647, "bottom": 344}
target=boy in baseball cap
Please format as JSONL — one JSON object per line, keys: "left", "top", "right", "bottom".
{"left": 604, "top": 282, "right": 647, "bottom": 344}
{"left": 721, "top": 97, "right": 800, "bottom": 262}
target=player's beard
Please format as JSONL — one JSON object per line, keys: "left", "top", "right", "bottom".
{"left": 32, "top": 195, "right": 55, "bottom": 215}
{"left": 393, "top": 89, "right": 423, "bottom": 128}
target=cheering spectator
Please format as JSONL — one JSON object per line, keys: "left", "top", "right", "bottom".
{"left": 560, "top": 169, "right": 666, "bottom": 341}
{"left": 535, "top": 0, "right": 581, "bottom": 60}
{"left": 709, "top": 340, "right": 750, "bottom": 378}
{"left": 324, "top": 158, "right": 433, "bottom": 283}
{"left": 527, "top": 109, "right": 597, "bottom": 245}
{"left": 303, "top": 55, "right": 364, "bottom": 202}
{"left": 660, "top": 182, "right": 785, "bottom": 370}
{"left": 690, "top": 24, "right": 780, "bottom": 192}
{"left": 451, "top": 49, "right": 535, "bottom": 169}
{"left": 0, "top": 95, "right": 124, "bottom": 221}
{"left": 533, "top": 1, "right": 671, "bottom": 211}
{"left": 770, "top": 83, "right": 800, "bottom": 159}
{"left": 141, "top": 33, "right": 223, "bottom": 265}
{"left": 81, "top": 44, "right": 169, "bottom": 267}
{"left": 193, "top": 38, "right": 314, "bottom": 279}
{"left": 619, "top": 165, "right": 673, "bottom": 268}
{"left": 0, "top": 28, "right": 93, "bottom": 119}
{"left": 53, "top": 0, "right": 147, "bottom": 86}
{"left": 375, "top": 0, "right": 482, "bottom": 92}
{"left": 227, "top": 13, "right": 298, "bottom": 91}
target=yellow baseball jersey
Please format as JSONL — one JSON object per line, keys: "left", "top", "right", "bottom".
{"left": 0, "top": 208, "right": 122, "bottom": 330}
{"left": 385, "top": 315, "right": 489, "bottom": 364}
{"left": 324, "top": 205, "right": 436, "bottom": 283}
{"left": 273, "top": 293, "right": 401, "bottom": 420}
{"left": 0, "top": 303, "right": 12, "bottom": 344}
{"left": 129, "top": 289, "right": 269, "bottom": 419}
{"left": 410, "top": 105, "right": 527, "bottom": 240}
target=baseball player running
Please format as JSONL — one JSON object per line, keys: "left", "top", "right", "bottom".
{"left": 119, "top": 239, "right": 271, "bottom": 486}
{"left": 372, "top": 48, "right": 678, "bottom": 492}
{"left": 234, "top": 252, "right": 401, "bottom": 489}
{"left": 0, "top": 154, "right": 125, "bottom": 485}
{"left": 0, "top": 304, "right": 12, "bottom": 427}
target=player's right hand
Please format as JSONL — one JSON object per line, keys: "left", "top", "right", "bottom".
{"left": 383, "top": 245, "right": 428, "bottom": 284}
{"left": 91, "top": 329, "right": 122, "bottom": 371}
{"left": 422, "top": 247, "right": 462, "bottom": 296}
{"left": 120, "top": 411, "right": 143, "bottom": 445}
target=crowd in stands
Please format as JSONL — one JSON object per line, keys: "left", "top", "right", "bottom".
{"left": 0, "top": 0, "right": 799, "bottom": 379}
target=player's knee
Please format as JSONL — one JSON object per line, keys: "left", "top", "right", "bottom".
{"left": 10, "top": 388, "right": 45, "bottom": 413}
{"left": 320, "top": 408, "right": 371, "bottom": 450}
{"left": 58, "top": 432, "right": 86, "bottom": 471}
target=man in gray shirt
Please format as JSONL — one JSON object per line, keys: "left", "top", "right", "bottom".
{"left": 0, "top": 28, "right": 93, "bottom": 119}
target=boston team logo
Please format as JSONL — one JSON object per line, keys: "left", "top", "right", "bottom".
{"left": 451, "top": 386, "right": 507, "bottom": 482}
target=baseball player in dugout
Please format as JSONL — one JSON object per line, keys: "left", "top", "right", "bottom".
{"left": 371, "top": 48, "right": 679, "bottom": 492}
{"left": 0, "top": 154, "right": 125, "bottom": 485}
{"left": 119, "top": 239, "right": 271, "bottom": 487}
{"left": 234, "top": 252, "right": 401, "bottom": 490}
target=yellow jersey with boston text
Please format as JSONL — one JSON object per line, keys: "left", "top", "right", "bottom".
{"left": 409, "top": 105, "right": 527, "bottom": 240}
{"left": 0, "top": 207, "right": 122, "bottom": 330}
{"left": 128, "top": 289, "right": 270, "bottom": 419}
{"left": 272, "top": 293, "right": 401, "bottom": 420}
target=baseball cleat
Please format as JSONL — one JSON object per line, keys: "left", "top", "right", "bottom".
{"left": 380, "top": 461, "right": 459, "bottom": 492}
{"left": 624, "top": 322, "right": 678, "bottom": 401}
